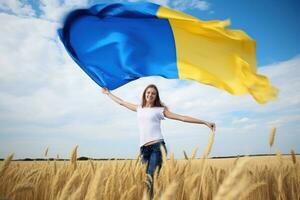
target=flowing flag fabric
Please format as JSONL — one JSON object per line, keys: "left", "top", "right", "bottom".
{"left": 58, "top": 2, "right": 278, "bottom": 104}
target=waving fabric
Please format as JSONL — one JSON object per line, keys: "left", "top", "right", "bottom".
{"left": 58, "top": 2, "right": 278, "bottom": 104}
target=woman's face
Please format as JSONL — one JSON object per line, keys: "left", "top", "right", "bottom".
{"left": 145, "top": 87, "right": 157, "bottom": 105}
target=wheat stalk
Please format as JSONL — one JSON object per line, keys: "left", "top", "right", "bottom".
{"left": 183, "top": 150, "right": 189, "bottom": 160}
{"left": 269, "top": 127, "right": 276, "bottom": 148}
{"left": 70, "top": 145, "right": 79, "bottom": 170}
{"left": 120, "top": 185, "right": 137, "bottom": 200}
{"left": 276, "top": 172, "right": 288, "bottom": 200}
{"left": 104, "top": 176, "right": 112, "bottom": 197}
{"left": 85, "top": 166, "right": 104, "bottom": 199}
{"left": 141, "top": 189, "right": 150, "bottom": 200}
{"left": 53, "top": 160, "right": 57, "bottom": 175}
{"left": 89, "top": 159, "right": 95, "bottom": 174}
{"left": 44, "top": 146, "right": 49, "bottom": 157}
{"left": 69, "top": 170, "right": 91, "bottom": 200}
{"left": 203, "top": 130, "right": 215, "bottom": 158}
{"left": 240, "top": 182, "right": 267, "bottom": 199}
{"left": 8, "top": 182, "right": 34, "bottom": 198}
{"left": 291, "top": 149, "right": 297, "bottom": 164}
{"left": 0, "top": 153, "right": 14, "bottom": 177}
{"left": 59, "top": 170, "right": 81, "bottom": 200}
{"left": 191, "top": 147, "right": 199, "bottom": 160}
{"left": 135, "top": 153, "right": 141, "bottom": 166}
{"left": 160, "top": 144, "right": 167, "bottom": 164}
{"left": 160, "top": 181, "right": 178, "bottom": 200}
{"left": 214, "top": 158, "right": 250, "bottom": 200}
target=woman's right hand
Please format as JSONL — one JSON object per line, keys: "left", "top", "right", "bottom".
{"left": 101, "top": 87, "right": 110, "bottom": 95}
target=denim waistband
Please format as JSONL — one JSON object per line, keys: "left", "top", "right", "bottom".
{"left": 141, "top": 140, "right": 165, "bottom": 149}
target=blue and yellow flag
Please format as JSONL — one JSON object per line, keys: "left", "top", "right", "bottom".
{"left": 58, "top": 2, "right": 278, "bottom": 104}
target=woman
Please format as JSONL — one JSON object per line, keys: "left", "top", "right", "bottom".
{"left": 102, "top": 84, "right": 216, "bottom": 197}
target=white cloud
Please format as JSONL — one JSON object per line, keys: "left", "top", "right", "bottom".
{"left": 0, "top": 12, "right": 105, "bottom": 124}
{"left": 0, "top": 0, "right": 211, "bottom": 21}
{"left": 39, "top": 0, "right": 89, "bottom": 22}
{"left": 149, "top": 0, "right": 169, "bottom": 6}
{"left": 126, "top": 0, "right": 210, "bottom": 11}
{"left": 0, "top": 0, "right": 35, "bottom": 16}
{"left": 232, "top": 117, "right": 249, "bottom": 124}
{"left": 127, "top": 0, "right": 170, "bottom": 6}
{"left": 170, "top": 0, "right": 210, "bottom": 11}
{"left": 258, "top": 56, "right": 300, "bottom": 112}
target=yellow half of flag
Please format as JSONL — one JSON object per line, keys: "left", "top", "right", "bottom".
{"left": 158, "top": 6, "right": 278, "bottom": 104}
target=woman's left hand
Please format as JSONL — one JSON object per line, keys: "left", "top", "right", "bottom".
{"left": 207, "top": 122, "right": 216, "bottom": 132}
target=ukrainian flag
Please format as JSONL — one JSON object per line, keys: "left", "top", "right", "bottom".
{"left": 58, "top": 2, "right": 278, "bottom": 104}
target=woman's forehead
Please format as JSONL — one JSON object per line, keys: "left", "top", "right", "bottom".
{"left": 146, "top": 87, "right": 157, "bottom": 92}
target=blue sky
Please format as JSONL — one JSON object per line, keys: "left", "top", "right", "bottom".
{"left": 0, "top": 0, "right": 299, "bottom": 159}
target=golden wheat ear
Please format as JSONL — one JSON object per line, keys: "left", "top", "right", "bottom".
{"left": 269, "top": 127, "right": 276, "bottom": 148}
{"left": 0, "top": 153, "right": 14, "bottom": 177}
{"left": 291, "top": 149, "right": 297, "bottom": 165}
{"left": 203, "top": 130, "right": 215, "bottom": 159}
{"left": 44, "top": 146, "right": 49, "bottom": 158}
{"left": 70, "top": 145, "right": 79, "bottom": 171}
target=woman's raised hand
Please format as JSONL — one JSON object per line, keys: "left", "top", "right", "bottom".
{"left": 101, "top": 87, "right": 110, "bottom": 95}
{"left": 207, "top": 122, "right": 216, "bottom": 132}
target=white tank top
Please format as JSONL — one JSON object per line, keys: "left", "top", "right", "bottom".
{"left": 137, "top": 106, "right": 165, "bottom": 147}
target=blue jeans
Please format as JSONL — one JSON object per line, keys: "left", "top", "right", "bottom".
{"left": 140, "top": 141, "right": 167, "bottom": 197}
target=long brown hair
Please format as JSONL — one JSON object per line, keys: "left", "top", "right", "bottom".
{"left": 141, "top": 84, "right": 165, "bottom": 108}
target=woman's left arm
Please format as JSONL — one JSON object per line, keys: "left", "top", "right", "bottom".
{"left": 164, "top": 109, "right": 216, "bottom": 132}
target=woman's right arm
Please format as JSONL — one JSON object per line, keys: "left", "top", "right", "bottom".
{"left": 102, "top": 88, "right": 138, "bottom": 112}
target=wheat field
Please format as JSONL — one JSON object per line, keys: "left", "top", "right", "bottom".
{"left": 1, "top": 152, "right": 299, "bottom": 200}
{"left": 0, "top": 130, "right": 299, "bottom": 200}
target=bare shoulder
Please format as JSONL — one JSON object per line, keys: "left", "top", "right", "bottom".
{"left": 123, "top": 101, "right": 139, "bottom": 112}
{"left": 163, "top": 108, "right": 174, "bottom": 117}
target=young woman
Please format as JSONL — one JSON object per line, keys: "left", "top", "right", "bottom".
{"left": 102, "top": 84, "right": 216, "bottom": 197}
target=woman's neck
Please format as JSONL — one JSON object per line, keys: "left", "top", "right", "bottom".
{"left": 145, "top": 102, "right": 154, "bottom": 107}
